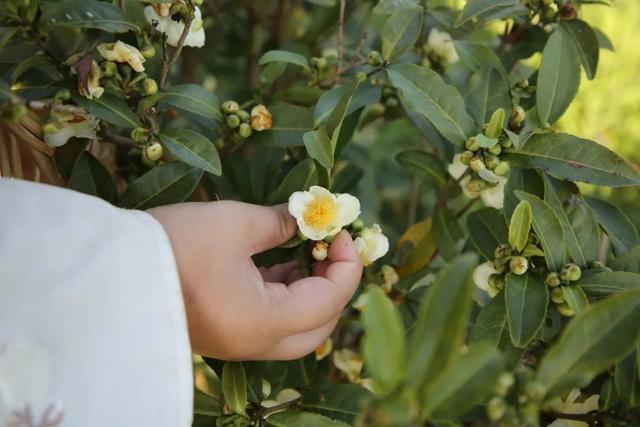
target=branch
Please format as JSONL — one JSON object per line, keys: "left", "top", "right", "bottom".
{"left": 99, "top": 132, "right": 138, "bottom": 149}
{"left": 542, "top": 410, "right": 610, "bottom": 424}
{"left": 159, "top": 2, "right": 195, "bottom": 89}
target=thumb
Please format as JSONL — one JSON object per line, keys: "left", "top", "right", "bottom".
{"left": 237, "top": 203, "right": 297, "bottom": 254}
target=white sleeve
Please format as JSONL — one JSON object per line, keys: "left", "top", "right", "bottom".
{"left": 0, "top": 179, "right": 193, "bottom": 427}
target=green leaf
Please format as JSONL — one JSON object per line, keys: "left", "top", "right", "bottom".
{"left": 193, "top": 388, "right": 223, "bottom": 417}
{"left": 504, "top": 168, "right": 544, "bottom": 219}
{"left": 508, "top": 200, "right": 532, "bottom": 253}
{"left": 406, "top": 253, "right": 478, "bottom": 389}
{"left": 381, "top": 6, "right": 423, "bottom": 61}
{"left": 373, "top": 0, "right": 420, "bottom": 14}
{"left": 301, "top": 384, "right": 371, "bottom": 424}
{"left": 580, "top": 270, "right": 640, "bottom": 297}
{"left": 395, "top": 150, "right": 447, "bottom": 188}
{"left": 250, "top": 146, "right": 285, "bottom": 203}
{"left": 585, "top": 196, "right": 640, "bottom": 254}
{"left": 506, "top": 132, "right": 640, "bottom": 187}
{"left": 331, "top": 163, "right": 363, "bottom": 194}
{"left": 505, "top": 273, "right": 549, "bottom": 348}
{"left": 433, "top": 208, "right": 463, "bottom": 261}
{"left": 614, "top": 351, "right": 640, "bottom": 409}
{"left": 543, "top": 175, "right": 588, "bottom": 268}
{"left": 68, "top": 151, "right": 116, "bottom": 203}
{"left": 73, "top": 93, "right": 141, "bottom": 129}
{"left": 119, "top": 162, "right": 203, "bottom": 209}
{"left": 41, "top": 0, "right": 138, "bottom": 33}
{"left": 314, "top": 84, "right": 380, "bottom": 129}
{"left": 467, "top": 208, "right": 509, "bottom": 260}
{"left": 565, "top": 198, "right": 601, "bottom": 263}
{"left": 54, "top": 138, "right": 89, "bottom": 180}
{"left": 387, "top": 63, "right": 475, "bottom": 146}
{"left": 222, "top": 362, "right": 247, "bottom": 416}
{"left": 259, "top": 50, "right": 310, "bottom": 70}
{"left": 267, "top": 159, "right": 318, "bottom": 205}
{"left": 456, "top": 0, "right": 527, "bottom": 26}
{"left": 609, "top": 246, "right": 640, "bottom": 273}
{"left": 361, "top": 288, "right": 407, "bottom": 394}
{"left": 266, "top": 412, "right": 349, "bottom": 427}
{"left": 141, "top": 84, "right": 221, "bottom": 123}
{"left": 515, "top": 191, "right": 566, "bottom": 272}
{"left": 453, "top": 41, "right": 507, "bottom": 78}
{"left": 536, "top": 28, "right": 581, "bottom": 125}
{"left": 562, "top": 286, "right": 589, "bottom": 315}
{"left": 536, "top": 289, "right": 640, "bottom": 398}
{"left": 255, "top": 104, "right": 314, "bottom": 147}
{"left": 421, "top": 343, "right": 502, "bottom": 420}
{"left": 159, "top": 129, "right": 221, "bottom": 176}
{"left": 465, "top": 68, "right": 511, "bottom": 128}
{"left": 560, "top": 20, "right": 599, "bottom": 80}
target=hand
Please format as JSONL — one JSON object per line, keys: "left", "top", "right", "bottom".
{"left": 148, "top": 201, "right": 363, "bottom": 361}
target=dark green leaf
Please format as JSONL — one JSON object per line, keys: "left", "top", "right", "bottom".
{"left": 54, "top": 138, "right": 89, "bottom": 180}
{"left": 331, "top": 164, "right": 364, "bottom": 194}
{"left": 506, "top": 132, "right": 640, "bottom": 187}
{"left": 73, "top": 93, "right": 141, "bottom": 129}
{"left": 504, "top": 168, "right": 544, "bottom": 219}
{"left": 222, "top": 362, "right": 247, "bottom": 415}
{"left": 433, "top": 208, "right": 464, "bottom": 261}
{"left": 387, "top": 63, "right": 475, "bottom": 146}
{"left": 41, "top": 0, "right": 138, "bottom": 33}
{"left": 250, "top": 146, "right": 284, "bottom": 203}
{"left": 255, "top": 104, "right": 314, "bottom": 147}
{"left": 301, "top": 384, "right": 371, "bottom": 423}
{"left": 381, "top": 6, "right": 423, "bottom": 61}
{"left": 467, "top": 208, "right": 509, "bottom": 260}
{"left": 609, "top": 246, "right": 640, "bottom": 273}
{"left": 119, "top": 162, "right": 203, "bottom": 209}
{"left": 159, "top": 129, "right": 221, "bottom": 176}
{"left": 267, "top": 159, "right": 318, "bottom": 204}
{"left": 193, "top": 388, "right": 223, "bottom": 417}
{"left": 456, "top": 0, "right": 527, "bottom": 26}
{"left": 454, "top": 41, "right": 507, "bottom": 78}
{"left": 565, "top": 198, "right": 601, "bottom": 263}
{"left": 266, "top": 411, "right": 349, "bottom": 427}
{"left": 536, "top": 28, "right": 581, "bottom": 125}
{"left": 68, "top": 151, "right": 116, "bottom": 203}
{"left": 580, "top": 270, "right": 640, "bottom": 297}
{"left": 560, "top": 20, "right": 599, "bottom": 80}
{"left": 373, "top": 0, "right": 420, "bottom": 14}
{"left": 562, "top": 286, "right": 589, "bottom": 315}
{"left": 536, "top": 289, "right": 640, "bottom": 398}
{"left": 508, "top": 200, "right": 532, "bottom": 253}
{"left": 396, "top": 150, "right": 447, "bottom": 188}
{"left": 505, "top": 273, "right": 549, "bottom": 348}
{"left": 585, "top": 196, "right": 640, "bottom": 254}
{"left": 614, "top": 351, "right": 640, "bottom": 409}
{"left": 259, "top": 50, "right": 310, "bottom": 70}
{"left": 141, "top": 84, "right": 221, "bottom": 123}
{"left": 465, "top": 67, "right": 511, "bottom": 128}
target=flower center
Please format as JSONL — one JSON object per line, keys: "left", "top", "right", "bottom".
{"left": 303, "top": 197, "right": 337, "bottom": 229}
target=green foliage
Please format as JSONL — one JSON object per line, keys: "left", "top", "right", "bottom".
{"left": 3, "top": 0, "right": 640, "bottom": 425}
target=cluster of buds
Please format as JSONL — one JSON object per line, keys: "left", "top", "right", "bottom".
{"left": 488, "top": 366, "right": 549, "bottom": 425}
{"left": 221, "top": 101, "right": 272, "bottom": 139}
{"left": 131, "top": 127, "right": 163, "bottom": 165}
{"left": 486, "top": 233, "right": 545, "bottom": 296}
{"left": 546, "top": 263, "right": 582, "bottom": 316}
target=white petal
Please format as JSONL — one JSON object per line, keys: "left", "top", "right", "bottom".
{"left": 335, "top": 193, "right": 361, "bottom": 227}
{"left": 298, "top": 223, "right": 326, "bottom": 241}
{"left": 288, "top": 191, "right": 313, "bottom": 221}
{"left": 480, "top": 176, "right": 507, "bottom": 209}
{"left": 447, "top": 154, "right": 467, "bottom": 179}
{"left": 184, "top": 28, "right": 205, "bottom": 48}
{"left": 308, "top": 185, "right": 334, "bottom": 199}
{"left": 460, "top": 176, "right": 481, "bottom": 200}
{"left": 44, "top": 126, "right": 75, "bottom": 148}
{"left": 473, "top": 261, "right": 497, "bottom": 291}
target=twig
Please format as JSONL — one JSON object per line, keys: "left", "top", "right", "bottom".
{"left": 337, "top": 0, "right": 346, "bottom": 70}
{"left": 100, "top": 132, "right": 138, "bottom": 149}
{"left": 158, "top": 2, "right": 195, "bottom": 89}
{"left": 542, "top": 410, "right": 610, "bottom": 424}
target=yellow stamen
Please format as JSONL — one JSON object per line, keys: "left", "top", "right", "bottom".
{"left": 303, "top": 197, "right": 337, "bottom": 229}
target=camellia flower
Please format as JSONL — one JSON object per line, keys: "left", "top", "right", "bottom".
{"left": 97, "top": 41, "right": 146, "bottom": 72}
{"left": 548, "top": 389, "right": 599, "bottom": 427}
{"left": 43, "top": 106, "right": 99, "bottom": 148}
{"left": 448, "top": 154, "right": 507, "bottom": 209}
{"left": 315, "top": 337, "right": 333, "bottom": 361}
{"left": 77, "top": 60, "right": 104, "bottom": 100}
{"left": 473, "top": 261, "right": 500, "bottom": 297}
{"left": 354, "top": 224, "right": 390, "bottom": 266}
{"left": 250, "top": 104, "right": 273, "bottom": 131}
{"left": 426, "top": 28, "right": 459, "bottom": 65}
{"left": 288, "top": 186, "right": 360, "bottom": 241}
{"left": 144, "top": 2, "right": 205, "bottom": 48}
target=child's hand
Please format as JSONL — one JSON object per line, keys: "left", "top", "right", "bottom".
{"left": 148, "top": 201, "right": 363, "bottom": 360}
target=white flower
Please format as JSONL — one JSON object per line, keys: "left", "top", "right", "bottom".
{"left": 43, "top": 106, "right": 99, "bottom": 148}
{"left": 250, "top": 104, "right": 273, "bottom": 131}
{"left": 473, "top": 261, "right": 499, "bottom": 297}
{"left": 426, "top": 28, "right": 459, "bottom": 65}
{"left": 448, "top": 153, "right": 467, "bottom": 180}
{"left": 480, "top": 176, "right": 507, "bottom": 209}
{"left": 354, "top": 224, "right": 390, "bottom": 266}
{"left": 144, "top": 3, "right": 205, "bottom": 48}
{"left": 549, "top": 389, "right": 599, "bottom": 427}
{"left": 448, "top": 154, "right": 507, "bottom": 209}
{"left": 288, "top": 186, "right": 360, "bottom": 241}
{"left": 97, "top": 40, "right": 146, "bottom": 72}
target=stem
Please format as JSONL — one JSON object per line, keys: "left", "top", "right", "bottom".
{"left": 542, "top": 410, "right": 610, "bottom": 423}
{"left": 337, "top": 0, "right": 346, "bottom": 70}
{"left": 100, "top": 132, "right": 138, "bottom": 149}
{"left": 158, "top": 1, "right": 195, "bottom": 89}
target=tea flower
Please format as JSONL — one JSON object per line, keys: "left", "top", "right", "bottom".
{"left": 144, "top": 2, "right": 206, "bottom": 48}
{"left": 354, "top": 224, "right": 390, "bottom": 266}
{"left": 250, "top": 104, "right": 273, "bottom": 131}
{"left": 448, "top": 154, "right": 507, "bottom": 209}
{"left": 426, "top": 28, "right": 459, "bottom": 65}
{"left": 97, "top": 41, "right": 146, "bottom": 72}
{"left": 288, "top": 186, "right": 360, "bottom": 241}
{"left": 473, "top": 261, "right": 500, "bottom": 297}
{"left": 548, "top": 389, "right": 599, "bottom": 427}
{"left": 78, "top": 60, "right": 104, "bottom": 100}
{"left": 43, "top": 106, "right": 99, "bottom": 148}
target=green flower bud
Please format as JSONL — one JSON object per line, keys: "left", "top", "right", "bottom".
{"left": 55, "top": 88, "right": 71, "bottom": 101}
{"left": 545, "top": 272, "right": 561, "bottom": 288}
{"left": 143, "top": 78, "right": 158, "bottom": 96}
{"left": 8, "top": 103, "right": 27, "bottom": 123}
{"left": 355, "top": 71, "right": 367, "bottom": 82}
{"left": 488, "top": 273, "right": 501, "bottom": 289}
{"left": 494, "top": 161, "right": 510, "bottom": 176}
{"left": 310, "top": 56, "right": 327, "bottom": 71}
{"left": 102, "top": 61, "right": 118, "bottom": 77}
{"left": 351, "top": 218, "right": 364, "bottom": 232}
{"left": 550, "top": 287, "right": 565, "bottom": 304}
{"left": 557, "top": 302, "right": 575, "bottom": 317}
{"left": 488, "top": 143, "right": 502, "bottom": 156}
{"left": 517, "top": 79, "right": 529, "bottom": 89}
{"left": 469, "top": 157, "right": 485, "bottom": 172}
{"left": 43, "top": 122, "right": 59, "bottom": 134}
{"left": 500, "top": 137, "right": 513, "bottom": 149}
{"left": 485, "top": 108, "right": 505, "bottom": 139}
{"left": 465, "top": 137, "right": 479, "bottom": 152}
{"left": 560, "top": 263, "right": 582, "bottom": 282}
{"left": 367, "top": 50, "right": 383, "bottom": 66}
{"left": 509, "top": 256, "right": 528, "bottom": 275}
{"left": 369, "top": 102, "right": 386, "bottom": 116}
{"left": 238, "top": 122, "right": 252, "bottom": 138}
{"left": 460, "top": 150, "right": 474, "bottom": 165}
{"left": 495, "top": 275, "right": 506, "bottom": 291}
{"left": 485, "top": 154, "right": 500, "bottom": 170}
{"left": 510, "top": 105, "right": 526, "bottom": 127}
{"left": 130, "top": 127, "right": 148, "bottom": 143}
{"left": 494, "top": 243, "right": 512, "bottom": 259}
{"left": 492, "top": 257, "right": 508, "bottom": 274}
{"left": 141, "top": 44, "right": 156, "bottom": 59}
{"left": 236, "top": 109, "right": 250, "bottom": 121}
{"left": 226, "top": 114, "right": 241, "bottom": 129}
{"left": 192, "top": 0, "right": 204, "bottom": 6}
{"left": 487, "top": 396, "right": 506, "bottom": 421}
{"left": 382, "top": 87, "right": 395, "bottom": 97}
{"left": 589, "top": 260, "right": 605, "bottom": 269}
{"left": 385, "top": 97, "right": 398, "bottom": 108}
{"left": 524, "top": 381, "right": 546, "bottom": 401}
{"left": 222, "top": 100, "right": 240, "bottom": 114}
{"left": 143, "top": 142, "right": 163, "bottom": 162}
{"left": 494, "top": 372, "right": 515, "bottom": 396}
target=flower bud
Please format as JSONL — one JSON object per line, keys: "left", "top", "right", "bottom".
{"left": 487, "top": 396, "right": 506, "bottom": 421}
{"left": 43, "top": 122, "right": 59, "bottom": 134}
{"left": 488, "top": 144, "right": 502, "bottom": 156}
{"left": 130, "top": 127, "right": 148, "bottom": 143}
{"left": 550, "top": 287, "right": 565, "bottom": 304}
{"left": 355, "top": 71, "right": 367, "bottom": 82}
{"left": 559, "top": 4, "right": 577, "bottom": 20}
{"left": 369, "top": 102, "right": 386, "bottom": 116}
{"left": 143, "top": 142, "right": 163, "bottom": 162}
{"left": 238, "top": 123, "right": 252, "bottom": 138}
{"left": 494, "top": 161, "right": 510, "bottom": 176}
{"left": 557, "top": 302, "right": 575, "bottom": 317}
{"left": 509, "top": 256, "right": 528, "bottom": 275}
{"left": 367, "top": 50, "right": 383, "bottom": 66}
{"left": 494, "top": 372, "right": 515, "bottom": 396}
{"left": 465, "top": 137, "right": 479, "bottom": 152}
{"left": 560, "top": 263, "right": 582, "bottom": 282}
{"left": 251, "top": 104, "right": 273, "bottom": 131}
{"left": 55, "top": 88, "right": 71, "bottom": 101}
{"left": 485, "top": 154, "right": 500, "bottom": 170}
{"left": 351, "top": 218, "right": 364, "bottom": 232}
{"left": 589, "top": 260, "right": 605, "bottom": 269}
{"left": 192, "top": 0, "right": 204, "bottom": 6}
{"left": 545, "top": 272, "right": 561, "bottom": 288}
{"left": 226, "top": 114, "right": 241, "bottom": 129}
{"left": 237, "top": 110, "right": 250, "bottom": 122}
{"left": 310, "top": 56, "right": 327, "bottom": 71}
{"left": 8, "top": 103, "right": 27, "bottom": 123}
{"left": 465, "top": 178, "right": 486, "bottom": 193}
{"left": 525, "top": 381, "right": 546, "bottom": 401}
{"left": 500, "top": 137, "right": 513, "bottom": 148}
{"left": 492, "top": 257, "right": 508, "bottom": 274}
{"left": 460, "top": 150, "right": 474, "bottom": 165}
{"left": 222, "top": 100, "right": 239, "bottom": 114}
{"left": 312, "top": 241, "right": 329, "bottom": 261}
{"left": 143, "top": 78, "right": 158, "bottom": 96}
{"left": 494, "top": 244, "right": 512, "bottom": 259}
{"left": 380, "top": 265, "right": 399, "bottom": 293}
{"left": 385, "top": 97, "right": 398, "bottom": 108}
{"left": 141, "top": 44, "right": 156, "bottom": 59}
{"left": 510, "top": 105, "right": 526, "bottom": 127}
{"left": 517, "top": 79, "right": 529, "bottom": 89}
{"left": 469, "top": 157, "right": 485, "bottom": 172}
